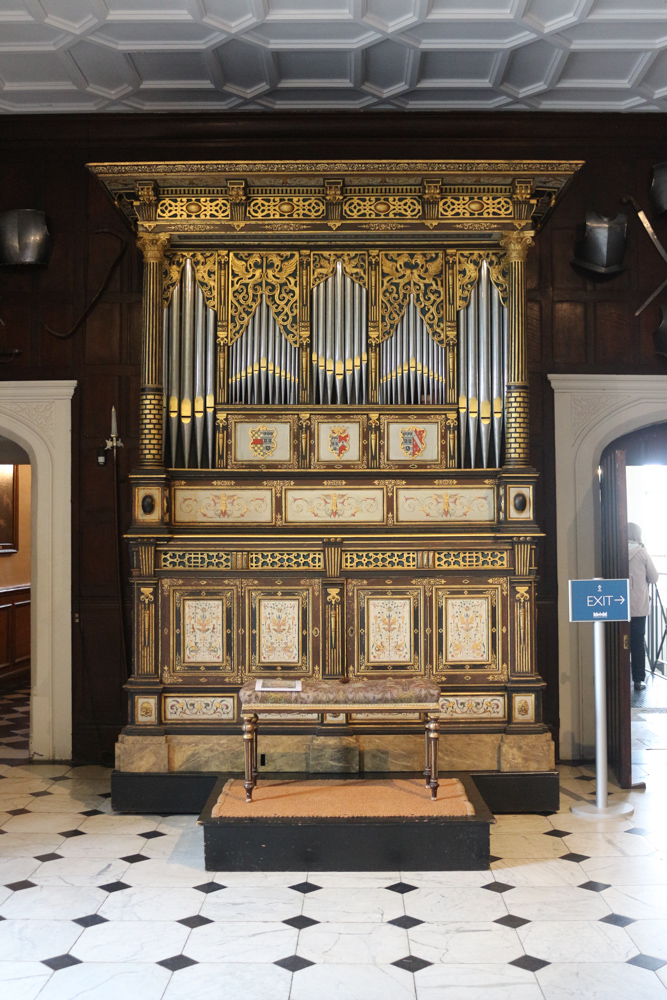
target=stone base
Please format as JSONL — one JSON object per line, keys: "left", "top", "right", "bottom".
{"left": 116, "top": 730, "right": 554, "bottom": 775}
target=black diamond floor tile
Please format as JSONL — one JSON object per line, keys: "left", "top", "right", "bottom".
{"left": 289, "top": 881, "right": 322, "bottom": 894}
{"left": 7, "top": 808, "right": 30, "bottom": 816}
{"left": 5, "top": 880, "right": 36, "bottom": 891}
{"left": 510, "top": 955, "right": 551, "bottom": 972}
{"left": 49, "top": 775, "right": 71, "bottom": 783}
{"left": 274, "top": 955, "right": 315, "bottom": 973}
{"left": 99, "top": 793, "right": 112, "bottom": 799}
{"left": 79, "top": 809, "right": 103, "bottom": 817}
{"left": 488, "top": 855, "right": 502, "bottom": 863}
{"left": 544, "top": 829, "right": 570, "bottom": 838}
{"left": 392, "top": 955, "right": 433, "bottom": 973}
{"left": 34, "top": 853, "right": 63, "bottom": 863}
{"left": 560, "top": 852, "right": 590, "bottom": 863}
{"left": 29, "top": 790, "right": 52, "bottom": 798}
{"left": 385, "top": 881, "right": 418, "bottom": 894}
{"left": 579, "top": 880, "right": 611, "bottom": 892}
{"left": 495, "top": 914, "right": 530, "bottom": 928}
{"left": 74, "top": 914, "right": 108, "bottom": 928}
{"left": 193, "top": 882, "right": 226, "bottom": 894}
{"left": 600, "top": 913, "right": 636, "bottom": 928}
{"left": 100, "top": 881, "right": 130, "bottom": 893}
{"left": 42, "top": 955, "right": 82, "bottom": 971}
{"left": 389, "top": 915, "right": 424, "bottom": 929}
{"left": 574, "top": 775, "right": 595, "bottom": 781}
{"left": 626, "top": 827, "right": 650, "bottom": 836}
{"left": 283, "top": 915, "right": 320, "bottom": 930}
{"left": 627, "top": 954, "right": 667, "bottom": 971}
{"left": 120, "top": 854, "right": 149, "bottom": 864}
{"left": 178, "top": 915, "right": 214, "bottom": 929}
{"left": 482, "top": 881, "right": 514, "bottom": 893}
{"left": 139, "top": 830, "right": 166, "bottom": 839}
{"left": 58, "top": 829, "right": 86, "bottom": 839}
{"left": 158, "top": 955, "right": 198, "bottom": 972}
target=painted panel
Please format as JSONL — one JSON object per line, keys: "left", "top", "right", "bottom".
{"left": 173, "top": 488, "right": 273, "bottom": 524}
{"left": 439, "top": 695, "right": 506, "bottom": 720}
{"left": 387, "top": 421, "right": 440, "bottom": 462}
{"left": 446, "top": 597, "right": 489, "bottom": 662}
{"left": 513, "top": 693, "right": 535, "bottom": 723}
{"left": 396, "top": 486, "right": 494, "bottom": 522}
{"left": 508, "top": 485, "right": 533, "bottom": 520}
{"left": 163, "top": 696, "right": 235, "bottom": 722}
{"left": 367, "top": 597, "right": 413, "bottom": 664}
{"left": 316, "top": 420, "right": 361, "bottom": 463}
{"left": 258, "top": 598, "right": 301, "bottom": 664}
{"left": 234, "top": 420, "right": 292, "bottom": 462}
{"left": 135, "top": 696, "right": 157, "bottom": 724}
{"left": 183, "top": 598, "right": 224, "bottom": 664}
{"left": 285, "top": 487, "right": 384, "bottom": 523}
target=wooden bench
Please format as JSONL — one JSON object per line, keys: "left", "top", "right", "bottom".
{"left": 239, "top": 677, "right": 441, "bottom": 802}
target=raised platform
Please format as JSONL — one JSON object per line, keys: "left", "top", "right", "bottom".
{"left": 199, "top": 773, "right": 493, "bottom": 871}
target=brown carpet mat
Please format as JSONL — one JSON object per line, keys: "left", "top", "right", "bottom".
{"left": 211, "top": 777, "right": 475, "bottom": 819}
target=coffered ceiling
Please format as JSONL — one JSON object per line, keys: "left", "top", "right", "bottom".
{"left": 2, "top": 0, "right": 667, "bottom": 113}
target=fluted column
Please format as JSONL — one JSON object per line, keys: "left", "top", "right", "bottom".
{"left": 500, "top": 231, "right": 533, "bottom": 468}
{"left": 137, "top": 232, "right": 170, "bottom": 468}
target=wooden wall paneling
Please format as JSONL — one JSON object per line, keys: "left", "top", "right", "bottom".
{"left": 553, "top": 301, "right": 587, "bottom": 365}
{"left": 0, "top": 586, "right": 31, "bottom": 687}
{"left": 595, "top": 301, "right": 631, "bottom": 364}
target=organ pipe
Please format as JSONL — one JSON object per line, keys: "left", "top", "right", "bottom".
{"left": 226, "top": 293, "right": 298, "bottom": 407}
{"left": 378, "top": 295, "right": 447, "bottom": 405}
{"left": 310, "top": 265, "right": 368, "bottom": 405}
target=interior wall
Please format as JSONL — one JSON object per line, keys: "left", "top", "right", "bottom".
{"left": 0, "top": 466, "right": 31, "bottom": 589}
{"left": 1, "top": 111, "right": 666, "bottom": 760}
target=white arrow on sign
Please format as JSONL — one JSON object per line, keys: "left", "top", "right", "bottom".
{"left": 615, "top": 597, "right": 625, "bottom": 604}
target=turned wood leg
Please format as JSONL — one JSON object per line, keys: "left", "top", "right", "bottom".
{"left": 423, "top": 714, "right": 431, "bottom": 787}
{"left": 427, "top": 713, "right": 439, "bottom": 800}
{"left": 243, "top": 714, "right": 258, "bottom": 802}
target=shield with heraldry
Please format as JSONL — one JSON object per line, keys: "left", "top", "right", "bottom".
{"left": 249, "top": 426, "right": 277, "bottom": 458}
{"left": 328, "top": 426, "right": 350, "bottom": 459}
{"left": 400, "top": 426, "right": 427, "bottom": 458}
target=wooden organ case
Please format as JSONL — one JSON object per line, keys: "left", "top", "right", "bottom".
{"left": 90, "top": 159, "right": 581, "bottom": 797}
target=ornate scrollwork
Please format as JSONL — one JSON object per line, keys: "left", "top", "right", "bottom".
{"left": 162, "top": 251, "right": 218, "bottom": 311}
{"left": 457, "top": 251, "right": 509, "bottom": 310}
{"left": 380, "top": 252, "right": 445, "bottom": 345}
{"left": 311, "top": 251, "right": 367, "bottom": 289}
{"left": 229, "top": 252, "right": 299, "bottom": 346}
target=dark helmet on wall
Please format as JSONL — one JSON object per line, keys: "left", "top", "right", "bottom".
{"left": 572, "top": 212, "right": 627, "bottom": 274}
{"left": 0, "top": 209, "right": 52, "bottom": 266}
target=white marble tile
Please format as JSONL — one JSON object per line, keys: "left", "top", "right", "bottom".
{"left": 414, "top": 963, "right": 542, "bottom": 1000}
{"left": 36, "top": 963, "right": 171, "bottom": 1000}
{"left": 67, "top": 765, "right": 113, "bottom": 780}
{"left": 48, "top": 780, "right": 110, "bottom": 799}
{"left": 25, "top": 795, "right": 104, "bottom": 814}
{"left": 490, "top": 859, "right": 588, "bottom": 887}
{"left": 492, "top": 814, "right": 554, "bottom": 834}
{"left": 542, "top": 812, "right": 633, "bottom": 835}
{"left": 162, "top": 961, "right": 291, "bottom": 1000}
{"left": 403, "top": 886, "right": 507, "bottom": 923}
{"left": 0, "top": 961, "right": 50, "bottom": 1000}
{"left": 121, "top": 860, "right": 209, "bottom": 887}
{"left": 184, "top": 921, "right": 298, "bottom": 964}
{"left": 71, "top": 919, "right": 189, "bottom": 963}
{"left": 99, "top": 885, "right": 204, "bottom": 922}
{"left": 0, "top": 779, "right": 53, "bottom": 795}
{"left": 301, "top": 887, "right": 405, "bottom": 924}
{"left": 290, "top": 963, "right": 416, "bottom": 1000}
{"left": 505, "top": 887, "right": 611, "bottom": 922}
{"left": 77, "top": 814, "right": 160, "bottom": 836}
{"left": 0, "top": 796, "right": 34, "bottom": 812}
{"left": 6, "top": 765, "right": 71, "bottom": 779}
{"left": 518, "top": 919, "right": 637, "bottom": 963}
{"left": 0, "top": 834, "right": 65, "bottom": 858}
{"left": 134, "top": 835, "right": 180, "bottom": 860}
{"left": 30, "top": 857, "right": 130, "bottom": 887}
{"left": 0, "top": 884, "right": 107, "bottom": 921}
{"left": 536, "top": 961, "right": 667, "bottom": 1000}
{"left": 212, "top": 871, "right": 307, "bottom": 887}
{"left": 307, "top": 871, "right": 400, "bottom": 888}
{"left": 489, "top": 833, "right": 568, "bottom": 859}
{"left": 2, "top": 812, "right": 84, "bottom": 834}
{"left": 563, "top": 831, "right": 654, "bottom": 857}
{"left": 297, "top": 921, "right": 409, "bottom": 964}
{"left": 400, "top": 870, "right": 491, "bottom": 887}
{"left": 0, "top": 918, "right": 81, "bottom": 961}
{"left": 0, "top": 858, "right": 40, "bottom": 884}
{"left": 602, "top": 885, "right": 667, "bottom": 920}
{"left": 408, "top": 921, "right": 523, "bottom": 964}
{"left": 201, "top": 886, "right": 307, "bottom": 923}
{"left": 580, "top": 855, "right": 667, "bottom": 885}
{"left": 54, "top": 834, "right": 148, "bottom": 859}
{"left": 625, "top": 918, "right": 667, "bottom": 960}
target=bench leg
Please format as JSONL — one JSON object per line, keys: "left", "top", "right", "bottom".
{"left": 242, "top": 713, "right": 258, "bottom": 802}
{"left": 423, "top": 715, "right": 431, "bottom": 788}
{"left": 427, "top": 712, "right": 439, "bottom": 801}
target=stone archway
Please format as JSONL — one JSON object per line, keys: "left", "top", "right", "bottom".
{"left": 0, "top": 381, "right": 76, "bottom": 760}
{"left": 549, "top": 374, "right": 667, "bottom": 761}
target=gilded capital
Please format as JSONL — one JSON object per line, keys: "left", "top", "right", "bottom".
{"left": 137, "top": 233, "right": 170, "bottom": 263}
{"left": 500, "top": 231, "right": 534, "bottom": 262}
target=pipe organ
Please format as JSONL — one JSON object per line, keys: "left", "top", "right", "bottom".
{"left": 90, "top": 158, "right": 581, "bottom": 799}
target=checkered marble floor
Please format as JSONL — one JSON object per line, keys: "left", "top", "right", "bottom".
{"left": 1, "top": 721, "right": 667, "bottom": 995}
{"left": 0, "top": 688, "right": 30, "bottom": 765}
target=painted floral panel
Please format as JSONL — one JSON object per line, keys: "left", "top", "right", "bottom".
{"left": 446, "top": 598, "right": 489, "bottom": 662}
{"left": 367, "top": 597, "right": 412, "bottom": 663}
{"left": 259, "top": 598, "right": 300, "bottom": 663}
{"left": 183, "top": 599, "right": 224, "bottom": 663}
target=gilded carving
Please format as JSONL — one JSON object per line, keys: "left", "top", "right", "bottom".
{"left": 311, "top": 251, "right": 367, "bottom": 289}
{"left": 229, "top": 252, "right": 299, "bottom": 346}
{"left": 380, "top": 252, "right": 444, "bottom": 345}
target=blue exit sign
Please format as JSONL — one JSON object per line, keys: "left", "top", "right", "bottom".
{"left": 569, "top": 579, "right": 630, "bottom": 623}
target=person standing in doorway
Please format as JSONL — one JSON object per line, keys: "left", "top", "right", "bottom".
{"left": 628, "top": 522, "right": 659, "bottom": 692}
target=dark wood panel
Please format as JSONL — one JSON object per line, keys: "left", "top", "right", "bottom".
{"left": 595, "top": 302, "right": 631, "bottom": 365}
{"left": 553, "top": 301, "right": 586, "bottom": 365}
{"left": 0, "top": 587, "right": 30, "bottom": 687}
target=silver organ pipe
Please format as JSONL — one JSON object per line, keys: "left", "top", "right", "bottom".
{"left": 194, "top": 283, "right": 206, "bottom": 468}
{"left": 168, "top": 282, "right": 181, "bottom": 469}
{"left": 180, "top": 258, "right": 195, "bottom": 467}
{"left": 205, "top": 308, "right": 215, "bottom": 469}
{"left": 457, "top": 267, "right": 508, "bottom": 468}
{"left": 162, "top": 305, "right": 169, "bottom": 460}
{"left": 378, "top": 296, "right": 447, "bottom": 406}
{"left": 226, "top": 294, "right": 297, "bottom": 407}
{"left": 310, "top": 266, "right": 367, "bottom": 405}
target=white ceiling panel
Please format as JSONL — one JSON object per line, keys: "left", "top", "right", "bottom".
{"left": 1, "top": 0, "right": 667, "bottom": 112}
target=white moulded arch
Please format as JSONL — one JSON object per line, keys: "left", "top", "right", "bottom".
{"left": 550, "top": 374, "right": 667, "bottom": 761}
{"left": 0, "top": 380, "right": 76, "bottom": 760}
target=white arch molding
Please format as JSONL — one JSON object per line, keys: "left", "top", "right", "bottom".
{"left": 549, "top": 374, "right": 667, "bottom": 761}
{"left": 0, "top": 381, "right": 76, "bottom": 760}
